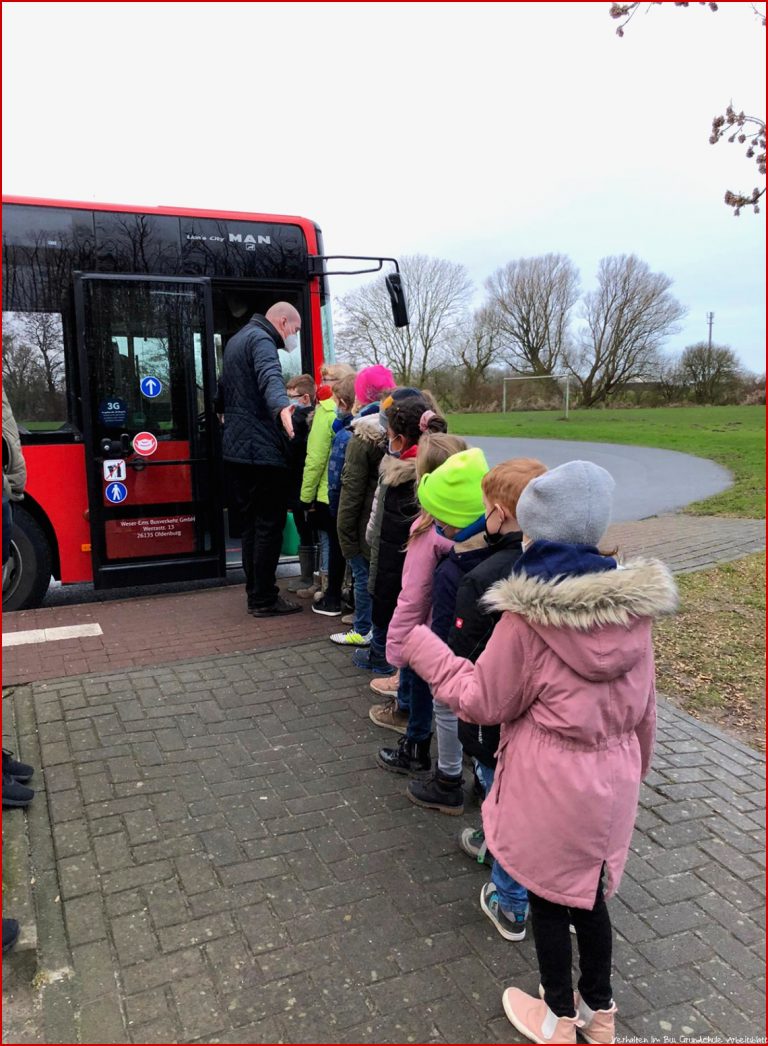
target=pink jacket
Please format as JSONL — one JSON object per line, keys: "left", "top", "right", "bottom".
{"left": 386, "top": 521, "right": 453, "bottom": 668}
{"left": 402, "top": 559, "right": 678, "bottom": 908}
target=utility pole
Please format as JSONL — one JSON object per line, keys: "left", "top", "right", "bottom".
{"left": 707, "top": 311, "right": 714, "bottom": 350}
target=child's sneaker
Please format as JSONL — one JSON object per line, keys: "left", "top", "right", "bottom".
{"left": 575, "top": 993, "right": 617, "bottom": 1044}
{"left": 329, "top": 630, "right": 371, "bottom": 647}
{"left": 352, "top": 648, "right": 395, "bottom": 673}
{"left": 479, "top": 882, "right": 527, "bottom": 941}
{"left": 311, "top": 594, "right": 342, "bottom": 617}
{"left": 459, "top": 826, "right": 493, "bottom": 866}
{"left": 369, "top": 698, "right": 408, "bottom": 734}
{"left": 502, "top": 987, "right": 582, "bottom": 1044}
{"left": 370, "top": 671, "right": 400, "bottom": 697}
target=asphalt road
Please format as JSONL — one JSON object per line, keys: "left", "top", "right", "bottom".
{"left": 469, "top": 436, "right": 732, "bottom": 522}
{"left": 37, "top": 437, "right": 731, "bottom": 609}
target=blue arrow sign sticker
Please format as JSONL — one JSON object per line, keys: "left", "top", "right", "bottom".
{"left": 140, "top": 376, "right": 163, "bottom": 399}
{"left": 106, "top": 482, "right": 128, "bottom": 504}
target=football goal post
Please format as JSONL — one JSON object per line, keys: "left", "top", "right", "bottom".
{"left": 501, "top": 374, "right": 572, "bottom": 418}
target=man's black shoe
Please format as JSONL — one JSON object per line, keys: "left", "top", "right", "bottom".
{"left": 250, "top": 596, "right": 303, "bottom": 617}
{"left": 2, "top": 919, "right": 20, "bottom": 953}
{"left": 2, "top": 749, "right": 33, "bottom": 783}
{"left": 2, "top": 774, "right": 34, "bottom": 808}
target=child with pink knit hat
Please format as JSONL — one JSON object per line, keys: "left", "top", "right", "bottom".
{"left": 353, "top": 365, "right": 395, "bottom": 411}
{"left": 332, "top": 365, "right": 395, "bottom": 645}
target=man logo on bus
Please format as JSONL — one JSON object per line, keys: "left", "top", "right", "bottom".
{"left": 106, "top": 482, "right": 128, "bottom": 504}
{"left": 228, "top": 233, "right": 271, "bottom": 246}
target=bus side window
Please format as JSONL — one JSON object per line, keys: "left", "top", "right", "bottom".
{"left": 1, "top": 310, "right": 69, "bottom": 433}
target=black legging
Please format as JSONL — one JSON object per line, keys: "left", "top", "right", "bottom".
{"left": 290, "top": 501, "right": 317, "bottom": 547}
{"left": 311, "top": 502, "right": 345, "bottom": 601}
{"left": 528, "top": 868, "right": 613, "bottom": 1018}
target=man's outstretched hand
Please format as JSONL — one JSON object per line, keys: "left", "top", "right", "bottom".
{"left": 280, "top": 405, "right": 295, "bottom": 439}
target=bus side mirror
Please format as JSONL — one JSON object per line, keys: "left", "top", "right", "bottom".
{"left": 385, "top": 273, "right": 409, "bottom": 328}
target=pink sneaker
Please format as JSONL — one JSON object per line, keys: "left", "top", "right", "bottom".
{"left": 502, "top": 987, "right": 582, "bottom": 1044}
{"left": 370, "top": 670, "right": 400, "bottom": 697}
{"left": 576, "top": 993, "right": 617, "bottom": 1044}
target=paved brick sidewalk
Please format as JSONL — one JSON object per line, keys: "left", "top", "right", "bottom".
{"left": 604, "top": 513, "right": 765, "bottom": 574}
{"left": 3, "top": 638, "right": 765, "bottom": 1045}
{"left": 3, "top": 513, "right": 765, "bottom": 688}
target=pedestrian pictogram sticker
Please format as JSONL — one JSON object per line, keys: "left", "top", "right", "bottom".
{"left": 103, "top": 459, "right": 127, "bottom": 482}
{"left": 140, "top": 376, "right": 163, "bottom": 398}
{"left": 106, "top": 482, "right": 128, "bottom": 504}
{"left": 133, "top": 431, "right": 158, "bottom": 457}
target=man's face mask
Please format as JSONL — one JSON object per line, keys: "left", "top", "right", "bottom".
{"left": 284, "top": 331, "right": 299, "bottom": 353}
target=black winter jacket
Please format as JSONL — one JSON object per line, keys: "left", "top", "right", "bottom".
{"left": 448, "top": 531, "right": 525, "bottom": 769}
{"left": 370, "top": 456, "right": 419, "bottom": 630}
{"left": 221, "top": 315, "right": 290, "bottom": 468}
{"left": 430, "top": 535, "right": 495, "bottom": 642}
{"left": 286, "top": 404, "right": 313, "bottom": 502}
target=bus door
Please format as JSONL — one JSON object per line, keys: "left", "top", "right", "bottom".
{"left": 74, "top": 274, "right": 226, "bottom": 589}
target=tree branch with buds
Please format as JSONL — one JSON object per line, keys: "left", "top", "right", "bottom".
{"left": 609, "top": 2, "right": 765, "bottom": 215}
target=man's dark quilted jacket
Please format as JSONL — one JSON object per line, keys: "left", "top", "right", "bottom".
{"left": 221, "top": 315, "right": 291, "bottom": 467}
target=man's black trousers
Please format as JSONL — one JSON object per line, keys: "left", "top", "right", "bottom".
{"left": 227, "top": 463, "right": 290, "bottom": 610}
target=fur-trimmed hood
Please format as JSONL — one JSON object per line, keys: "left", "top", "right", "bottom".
{"left": 351, "top": 412, "right": 387, "bottom": 446}
{"left": 483, "top": 558, "right": 678, "bottom": 682}
{"left": 484, "top": 558, "right": 677, "bottom": 629}
{"left": 379, "top": 454, "right": 417, "bottom": 487}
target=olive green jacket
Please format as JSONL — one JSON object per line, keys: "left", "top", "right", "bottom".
{"left": 336, "top": 413, "right": 387, "bottom": 560}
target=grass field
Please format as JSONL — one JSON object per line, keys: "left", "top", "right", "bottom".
{"left": 447, "top": 405, "right": 765, "bottom": 517}
{"left": 654, "top": 553, "right": 766, "bottom": 750}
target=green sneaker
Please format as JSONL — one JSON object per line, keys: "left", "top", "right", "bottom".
{"left": 459, "top": 826, "right": 494, "bottom": 866}
{"left": 329, "top": 630, "right": 371, "bottom": 647}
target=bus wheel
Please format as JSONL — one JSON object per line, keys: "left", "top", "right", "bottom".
{"left": 2, "top": 506, "right": 52, "bottom": 611}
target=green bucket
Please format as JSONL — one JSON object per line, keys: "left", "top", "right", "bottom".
{"left": 281, "top": 511, "right": 300, "bottom": 557}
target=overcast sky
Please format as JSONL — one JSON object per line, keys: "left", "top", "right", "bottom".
{"left": 3, "top": 1, "right": 765, "bottom": 371}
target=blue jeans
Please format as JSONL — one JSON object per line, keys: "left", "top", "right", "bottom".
{"left": 370, "top": 623, "right": 393, "bottom": 671}
{"left": 348, "top": 554, "right": 372, "bottom": 636}
{"left": 478, "top": 761, "right": 528, "bottom": 916}
{"left": 402, "top": 667, "right": 433, "bottom": 743}
{"left": 318, "top": 529, "right": 330, "bottom": 573}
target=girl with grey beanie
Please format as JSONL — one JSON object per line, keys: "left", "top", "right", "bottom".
{"left": 402, "top": 459, "right": 678, "bottom": 1045}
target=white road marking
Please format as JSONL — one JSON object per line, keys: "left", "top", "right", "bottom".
{"left": 2, "top": 623, "right": 103, "bottom": 647}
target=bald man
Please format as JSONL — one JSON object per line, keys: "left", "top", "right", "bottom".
{"left": 222, "top": 301, "right": 304, "bottom": 617}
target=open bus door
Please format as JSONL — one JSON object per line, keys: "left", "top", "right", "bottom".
{"left": 74, "top": 274, "right": 226, "bottom": 589}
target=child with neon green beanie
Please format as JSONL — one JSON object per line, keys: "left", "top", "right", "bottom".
{"left": 378, "top": 446, "right": 491, "bottom": 806}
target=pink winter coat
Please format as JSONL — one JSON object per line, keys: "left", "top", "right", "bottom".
{"left": 386, "top": 521, "right": 453, "bottom": 668}
{"left": 402, "top": 559, "right": 678, "bottom": 908}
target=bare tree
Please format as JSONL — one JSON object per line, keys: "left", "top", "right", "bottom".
{"left": 610, "top": 1, "right": 765, "bottom": 215}
{"left": 680, "top": 341, "right": 742, "bottom": 402}
{"left": 20, "top": 312, "right": 65, "bottom": 397}
{"left": 335, "top": 255, "right": 473, "bottom": 386}
{"left": 451, "top": 304, "right": 506, "bottom": 405}
{"left": 568, "top": 254, "right": 686, "bottom": 407}
{"left": 484, "top": 254, "right": 580, "bottom": 375}
{"left": 655, "top": 351, "right": 688, "bottom": 403}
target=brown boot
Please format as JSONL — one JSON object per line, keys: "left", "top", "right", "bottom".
{"left": 369, "top": 698, "right": 409, "bottom": 734}
{"left": 297, "top": 571, "right": 321, "bottom": 599}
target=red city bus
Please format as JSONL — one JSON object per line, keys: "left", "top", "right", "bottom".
{"left": 2, "top": 196, "right": 407, "bottom": 609}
